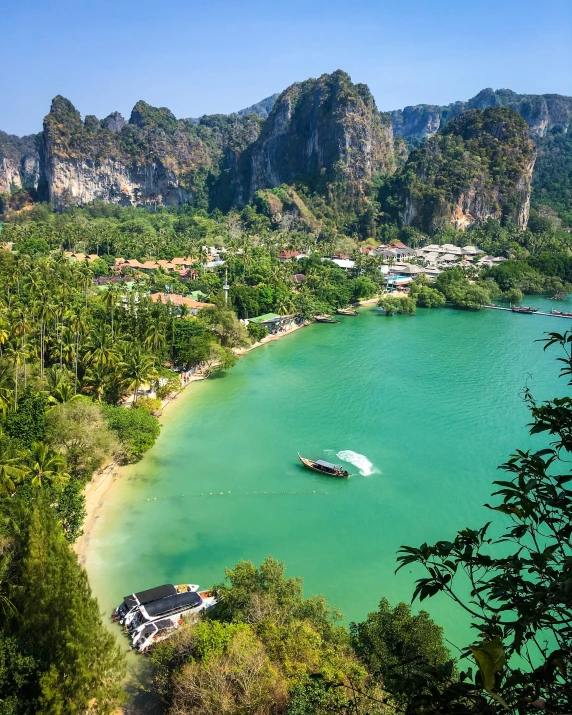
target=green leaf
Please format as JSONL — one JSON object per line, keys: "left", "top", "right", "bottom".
{"left": 470, "top": 636, "right": 506, "bottom": 693}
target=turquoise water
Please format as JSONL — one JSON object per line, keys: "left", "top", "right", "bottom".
{"left": 86, "top": 299, "right": 571, "bottom": 647}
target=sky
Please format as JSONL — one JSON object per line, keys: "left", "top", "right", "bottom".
{"left": 2, "top": 0, "right": 571, "bottom": 136}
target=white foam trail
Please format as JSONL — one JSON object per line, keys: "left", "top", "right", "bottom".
{"left": 335, "top": 450, "right": 377, "bottom": 476}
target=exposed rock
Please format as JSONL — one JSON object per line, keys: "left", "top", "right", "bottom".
{"left": 0, "top": 131, "right": 40, "bottom": 193}
{"left": 396, "top": 107, "right": 535, "bottom": 232}
{"left": 237, "top": 70, "right": 395, "bottom": 205}
{"left": 390, "top": 88, "right": 572, "bottom": 141}
{"left": 40, "top": 95, "right": 261, "bottom": 210}
{"left": 101, "top": 112, "right": 126, "bottom": 133}
{"left": 237, "top": 94, "right": 279, "bottom": 119}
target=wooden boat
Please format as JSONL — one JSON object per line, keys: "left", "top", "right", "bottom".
{"left": 511, "top": 306, "right": 538, "bottom": 314}
{"left": 314, "top": 314, "right": 340, "bottom": 323}
{"left": 298, "top": 453, "right": 349, "bottom": 478}
{"left": 336, "top": 308, "right": 359, "bottom": 316}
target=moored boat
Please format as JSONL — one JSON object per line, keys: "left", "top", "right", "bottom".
{"left": 127, "top": 589, "right": 217, "bottom": 635}
{"left": 511, "top": 306, "right": 538, "bottom": 314}
{"left": 314, "top": 314, "right": 340, "bottom": 323}
{"left": 113, "top": 583, "right": 199, "bottom": 625}
{"left": 336, "top": 308, "right": 359, "bottom": 316}
{"left": 298, "top": 453, "right": 349, "bottom": 478}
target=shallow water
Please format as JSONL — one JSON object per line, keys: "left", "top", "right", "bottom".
{"left": 86, "top": 299, "right": 571, "bottom": 648}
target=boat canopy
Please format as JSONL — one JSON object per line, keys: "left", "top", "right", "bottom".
{"left": 123, "top": 584, "right": 176, "bottom": 610}
{"left": 316, "top": 460, "right": 340, "bottom": 470}
{"left": 144, "top": 591, "right": 202, "bottom": 619}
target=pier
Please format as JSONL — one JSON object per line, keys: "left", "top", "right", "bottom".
{"left": 484, "top": 306, "right": 572, "bottom": 319}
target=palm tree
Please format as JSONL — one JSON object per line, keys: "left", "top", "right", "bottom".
{"left": 28, "top": 443, "right": 68, "bottom": 488}
{"left": 102, "top": 283, "right": 119, "bottom": 339}
{"left": 0, "top": 427, "right": 28, "bottom": 496}
{"left": 0, "top": 319, "right": 8, "bottom": 357}
{"left": 119, "top": 345, "right": 157, "bottom": 405}
{"left": 83, "top": 364, "right": 110, "bottom": 403}
{"left": 66, "top": 307, "right": 89, "bottom": 393}
{"left": 83, "top": 325, "right": 119, "bottom": 369}
{"left": 144, "top": 322, "right": 166, "bottom": 355}
{"left": 6, "top": 345, "right": 25, "bottom": 411}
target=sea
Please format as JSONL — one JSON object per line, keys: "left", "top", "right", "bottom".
{"left": 86, "top": 298, "right": 570, "bottom": 649}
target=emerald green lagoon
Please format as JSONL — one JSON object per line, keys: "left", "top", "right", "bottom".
{"left": 86, "top": 301, "right": 569, "bottom": 645}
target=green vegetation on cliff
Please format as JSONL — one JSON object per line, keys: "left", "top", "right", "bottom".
{"left": 381, "top": 107, "right": 535, "bottom": 234}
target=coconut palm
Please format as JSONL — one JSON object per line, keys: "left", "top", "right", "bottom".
{"left": 0, "top": 427, "right": 28, "bottom": 496}
{"left": 144, "top": 322, "right": 167, "bottom": 355}
{"left": 28, "top": 442, "right": 68, "bottom": 488}
{"left": 118, "top": 345, "right": 157, "bottom": 405}
{"left": 83, "top": 325, "right": 119, "bottom": 369}
{"left": 83, "top": 364, "right": 110, "bottom": 403}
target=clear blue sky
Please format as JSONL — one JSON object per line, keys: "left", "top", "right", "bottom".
{"left": 2, "top": 0, "right": 571, "bottom": 136}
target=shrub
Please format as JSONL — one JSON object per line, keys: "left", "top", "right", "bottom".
{"left": 247, "top": 322, "right": 269, "bottom": 343}
{"left": 136, "top": 397, "right": 162, "bottom": 414}
{"left": 102, "top": 405, "right": 160, "bottom": 462}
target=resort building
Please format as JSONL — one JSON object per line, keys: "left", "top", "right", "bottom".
{"left": 149, "top": 293, "right": 214, "bottom": 315}
{"left": 248, "top": 313, "right": 298, "bottom": 335}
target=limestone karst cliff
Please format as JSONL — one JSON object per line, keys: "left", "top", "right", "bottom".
{"left": 390, "top": 107, "right": 536, "bottom": 233}
{"left": 390, "top": 88, "right": 572, "bottom": 142}
{"left": 40, "top": 96, "right": 261, "bottom": 210}
{"left": 237, "top": 70, "right": 395, "bottom": 206}
{"left": 0, "top": 131, "right": 40, "bottom": 194}
{"left": 2, "top": 75, "right": 555, "bottom": 234}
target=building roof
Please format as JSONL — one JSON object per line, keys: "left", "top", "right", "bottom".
{"left": 279, "top": 250, "right": 302, "bottom": 259}
{"left": 149, "top": 293, "right": 214, "bottom": 310}
{"left": 250, "top": 313, "right": 280, "bottom": 324}
{"left": 292, "top": 273, "right": 306, "bottom": 283}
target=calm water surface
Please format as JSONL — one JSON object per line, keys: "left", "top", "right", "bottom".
{"left": 86, "top": 300, "right": 571, "bottom": 647}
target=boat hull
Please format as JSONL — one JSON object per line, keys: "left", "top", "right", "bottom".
{"left": 298, "top": 454, "right": 349, "bottom": 478}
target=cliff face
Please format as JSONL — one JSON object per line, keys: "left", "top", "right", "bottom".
{"left": 0, "top": 131, "right": 40, "bottom": 194}
{"left": 41, "top": 96, "right": 261, "bottom": 210}
{"left": 390, "top": 89, "right": 572, "bottom": 141}
{"left": 396, "top": 107, "right": 536, "bottom": 233}
{"left": 237, "top": 71, "right": 395, "bottom": 205}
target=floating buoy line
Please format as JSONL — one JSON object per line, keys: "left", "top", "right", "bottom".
{"left": 131, "top": 489, "right": 330, "bottom": 504}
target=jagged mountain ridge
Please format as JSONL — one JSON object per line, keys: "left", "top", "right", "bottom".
{"left": 389, "top": 88, "right": 572, "bottom": 141}
{"left": 237, "top": 70, "right": 395, "bottom": 205}
{"left": 30, "top": 71, "right": 396, "bottom": 212}
{"left": 2, "top": 76, "right": 568, "bottom": 232}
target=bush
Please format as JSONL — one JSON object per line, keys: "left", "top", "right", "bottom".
{"left": 136, "top": 397, "right": 162, "bottom": 414}
{"left": 102, "top": 405, "right": 160, "bottom": 462}
{"left": 247, "top": 322, "right": 269, "bottom": 343}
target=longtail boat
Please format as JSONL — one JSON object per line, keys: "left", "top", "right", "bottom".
{"left": 298, "top": 453, "right": 349, "bottom": 478}
{"left": 314, "top": 314, "right": 340, "bottom": 323}
{"left": 511, "top": 306, "right": 538, "bottom": 314}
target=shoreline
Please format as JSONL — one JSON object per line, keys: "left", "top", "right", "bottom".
{"left": 74, "top": 318, "right": 313, "bottom": 564}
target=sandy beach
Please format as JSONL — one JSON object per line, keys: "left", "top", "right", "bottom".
{"left": 74, "top": 318, "right": 312, "bottom": 564}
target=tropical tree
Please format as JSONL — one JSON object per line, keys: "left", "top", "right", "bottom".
{"left": 0, "top": 427, "right": 27, "bottom": 496}
{"left": 27, "top": 442, "right": 68, "bottom": 488}
{"left": 118, "top": 345, "right": 157, "bottom": 405}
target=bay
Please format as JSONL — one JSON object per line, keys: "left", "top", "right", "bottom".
{"left": 85, "top": 300, "right": 570, "bottom": 647}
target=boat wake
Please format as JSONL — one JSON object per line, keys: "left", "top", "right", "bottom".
{"left": 328, "top": 450, "right": 378, "bottom": 476}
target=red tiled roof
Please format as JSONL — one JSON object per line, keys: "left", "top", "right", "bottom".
{"left": 149, "top": 293, "right": 214, "bottom": 310}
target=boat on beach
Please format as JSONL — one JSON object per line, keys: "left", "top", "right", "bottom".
{"left": 314, "top": 314, "right": 340, "bottom": 323}
{"left": 298, "top": 453, "right": 349, "bottom": 478}
{"left": 336, "top": 308, "right": 359, "bottom": 316}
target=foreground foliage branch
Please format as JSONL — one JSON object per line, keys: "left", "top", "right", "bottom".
{"left": 396, "top": 331, "right": 572, "bottom": 713}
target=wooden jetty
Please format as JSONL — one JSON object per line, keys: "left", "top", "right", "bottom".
{"left": 484, "top": 306, "right": 572, "bottom": 319}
